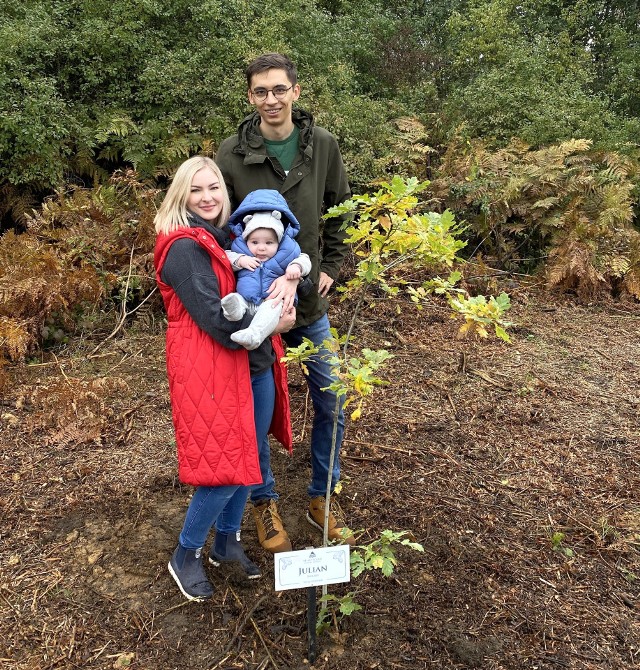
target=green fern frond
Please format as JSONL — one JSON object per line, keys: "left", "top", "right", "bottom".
{"left": 94, "top": 115, "right": 138, "bottom": 143}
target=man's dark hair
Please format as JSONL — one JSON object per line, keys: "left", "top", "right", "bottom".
{"left": 245, "top": 53, "right": 298, "bottom": 88}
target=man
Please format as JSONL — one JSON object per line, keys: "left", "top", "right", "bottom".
{"left": 216, "top": 52, "right": 354, "bottom": 553}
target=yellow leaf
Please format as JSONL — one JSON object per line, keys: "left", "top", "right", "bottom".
{"left": 354, "top": 377, "right": 366, "bottom": 394}
{"left": 113, "top": 653, "right": 135, "bottom": 669}
{"left": 458, "top": 321, "right": 472, "bottom": 335}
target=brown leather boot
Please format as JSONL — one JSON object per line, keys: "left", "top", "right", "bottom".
{"left": 252, "top": 500, "right": 292, "bottom": 553}
{"left": 307, "top": 496, "right": 355, "bottom": 546}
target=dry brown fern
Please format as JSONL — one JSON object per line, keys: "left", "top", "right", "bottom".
{"left": 0, "top": 356, "right": 8, "bottom": 396}
{"left": 16, "top": 375, "right": 131, "bottom": 438}
{"left": 377, "top": 116, "right": 436, "bottom": 183}
{"left": 0, "top": 317, "right": 32, "bottom": 362}
{"left": 545, "top": 237, "right": 610, "bottom": 301}
{"left": 0, "top": 183, "right": 40, "bottom": 226}
{"left": 617, "top": 234, "right": 640, "bottom": 300}
{"left": 43, "top": 423, "right": 106, "bottom": 450}
{"left": 622, "top": 267, "right": 640, "bottom": 299}
{"left": 433, "top": 135, "right": 639, "bottom": 299}
{"left": 0, "top": 169, "right": 160, "bottom": 367}
{"left": 0, "top": 231, "right": 104, "bottom": 362}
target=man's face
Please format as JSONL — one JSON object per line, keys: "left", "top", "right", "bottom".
{"left": 248, "top": 68, "right": 300, "bottom": 137}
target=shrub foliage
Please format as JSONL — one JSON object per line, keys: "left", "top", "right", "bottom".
{"left": 1, "top": 0, "right": 639, "bottom": 224}
{"left": 0, "top": 0, "right": 638, "bottom": 376}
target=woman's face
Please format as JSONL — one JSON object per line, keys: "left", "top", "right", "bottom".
{"left": 187, "top": 167, "right": 224, "bottom": 222}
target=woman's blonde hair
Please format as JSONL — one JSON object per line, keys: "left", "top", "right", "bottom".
{"left": 154, "top": 156, "right": 231, "bottom": 234}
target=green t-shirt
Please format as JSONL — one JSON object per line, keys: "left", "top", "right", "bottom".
{"left": 264, "top": 127, "right": 300, "bottom": 174}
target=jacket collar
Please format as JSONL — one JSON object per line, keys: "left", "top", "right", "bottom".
{"left": 234, "top": 108, "right": 315, "bottom": 157}
{"left": 187, "top": 212, "right": 231, "bottom": 247}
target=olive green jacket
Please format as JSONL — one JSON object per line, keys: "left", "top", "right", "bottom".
{"left": 216, "top": 109, "right": 351, "bottom": 326}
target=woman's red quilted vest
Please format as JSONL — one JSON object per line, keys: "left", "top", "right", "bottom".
{"left": 154, "top": 227, "right": 292, "bottom": 487}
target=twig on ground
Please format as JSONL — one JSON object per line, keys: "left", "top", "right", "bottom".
{"left": 343, "top": 438, "right": 414, "bottom": 455}
{"left": 342, "top": 454, "right": 385, "bottom": 462}
{"left": 157, "top": 600, "right": 193, "bottom": 616}
{"left": 209, "top": 593, "right": 269, "bottom": 669}
{"left": 249, "top": 617, "right": 280, "bottom": 670}
{"left": 466, "top": 367, "right": 513, "bottom": 390}
{"left": 89, "top": 246, "right": 157, "bottom": 356}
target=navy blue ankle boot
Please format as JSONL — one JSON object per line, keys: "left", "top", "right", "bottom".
{"left": 168, "top": 544, "right": 214, "bottom": 601}
{"left": 209, "top": 531, "right": 262, "bottom": 579}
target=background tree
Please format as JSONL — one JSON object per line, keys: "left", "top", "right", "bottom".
{"left": 0, "top": 0, "right": 638, "bottom": 305}
{"left": 2, "top": 0, "right": 639, "bottom": 223}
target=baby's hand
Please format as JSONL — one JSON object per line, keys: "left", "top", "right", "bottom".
{"left": 238, "top": 255, "right": 261, "bottom": 271}
{"left": 285, "top": 263, "right": 302, "bottom": 280}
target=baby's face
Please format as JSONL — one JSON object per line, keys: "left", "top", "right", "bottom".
{"left": 246, "top": 228, "right": 278, "bottom": 262}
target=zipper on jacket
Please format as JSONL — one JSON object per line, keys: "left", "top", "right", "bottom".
{"left": 258, "top": 264, "right": 266, "bottom": 299}
{"left": 267, "top": 156, "right": 287, "bottom": 181}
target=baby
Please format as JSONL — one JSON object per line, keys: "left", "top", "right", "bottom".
{"left": 223, "top": 189, "right": 311, "bottom": 350}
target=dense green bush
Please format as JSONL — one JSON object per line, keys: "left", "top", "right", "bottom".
{"left": 0, "top": 0, "right": 397, "bottom": 220}
{"left": 0, "top": 0, "right": 638, "bottom": 227}
{"left": 441, "top": 0, "right": 640, "bottom": 150}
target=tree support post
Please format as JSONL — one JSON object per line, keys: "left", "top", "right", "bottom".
{"left": 307, "top": 585, "right": 317, "bottom": 664}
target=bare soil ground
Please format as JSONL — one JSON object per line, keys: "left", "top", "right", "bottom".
{"left": 1, "top": 285, "right": 639, "bottom": 670}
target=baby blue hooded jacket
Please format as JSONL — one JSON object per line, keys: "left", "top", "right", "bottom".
{"left": 228, "top": 190, "right": 304, "bottom": 305}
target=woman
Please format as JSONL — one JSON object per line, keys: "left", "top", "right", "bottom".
{"left": 153, "top": 156, "right": 295, "bottom": 601}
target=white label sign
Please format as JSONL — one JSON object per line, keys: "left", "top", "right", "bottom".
{"left": 274, "top": 545, "right": 351, "bottom": 591}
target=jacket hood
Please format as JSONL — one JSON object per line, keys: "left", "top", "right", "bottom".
{"left": 236, "top": 108, "right": 314, "bottom": 152}
{"left": 228, "top": 189, "right": 300, "bottom": 240}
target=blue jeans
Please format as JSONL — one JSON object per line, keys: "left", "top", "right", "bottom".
{"left": 179, "top": 485, "right": 247, "bottom": 549}
{"left": 179, "top": 369, "right": 275, "bottom": 548}
{"left": 250, "top": 313, "right": 344, "bottom": 501}
{"left": 247, "top": 368, "right": 277, "bottom": 503}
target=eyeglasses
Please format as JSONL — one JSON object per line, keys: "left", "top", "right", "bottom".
{"left": 251, "top": 85, "right": 293, "bottom": 101}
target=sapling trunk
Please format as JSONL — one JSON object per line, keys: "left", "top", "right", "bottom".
{"left": 322, "top": 396, "right": 341, "bottom": 548}
{"left": 320, "top": 287, "right": 368, "bottom": 599}
{"left": 310, "top": 175, "right": 492, "bottom": 625}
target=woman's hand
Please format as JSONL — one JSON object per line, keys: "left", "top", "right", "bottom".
{"left": 273, "top": 305, "right": 296, "bottom": 334}
{"left": 267, "top": 275, "right": 299, "bottom": 312}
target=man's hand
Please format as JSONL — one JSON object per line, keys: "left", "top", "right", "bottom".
{"left": 273, "top": 305, "right": 296, "bottom": 334}
{"left": 318, "top": 272, "right": 334, "bottom": 297}
{"left": 267, "top": 275, "right": 299, "bottom": 312}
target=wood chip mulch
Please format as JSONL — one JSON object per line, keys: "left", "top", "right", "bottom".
{"left": 1, "top": 286, "right": 639, "bottom": 669}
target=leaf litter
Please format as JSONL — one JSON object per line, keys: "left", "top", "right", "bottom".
{"left": 1, "top": 286, "right": 639, "bottom": 669}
